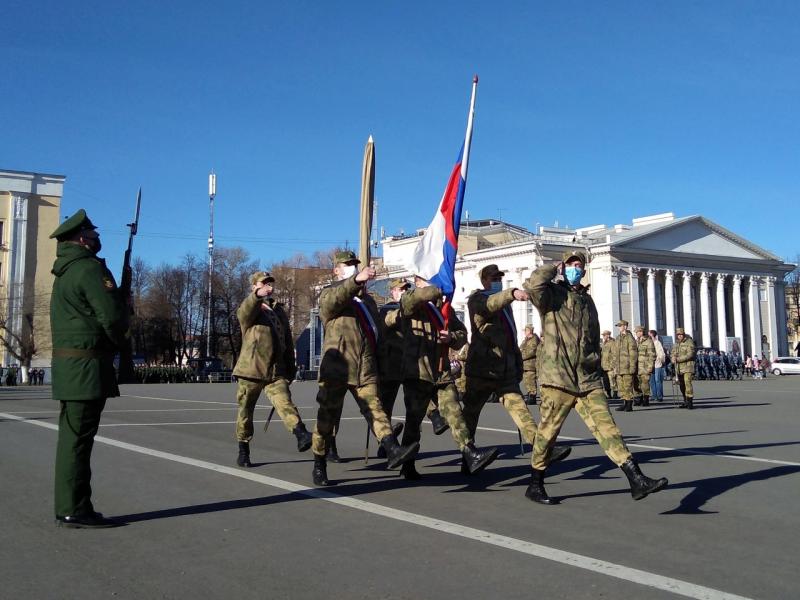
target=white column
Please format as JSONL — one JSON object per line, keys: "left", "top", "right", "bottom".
{"left": 647, "top": 268, "right": 657, "bottom": 331}
{"left": 748, "top": 276, "right": 763, "bottom": 357}
{"left": 610, "top": 266, "right": 621, "bottom": 328}
{"left": 700, "top": 272, "right": 711, "bottom": 347}
{"left": 665, "top": 270, "right": 676, "bottom": 340}
{"left": 732, "top": 274, "right": 744, "bottom": 345}
{"left": 682, "top": 270, "right": 694, "bottom": 338}
{"left": 716, "top": 274, "right": 727, "bottom": 351}
{"left": 7, "top": 194, "right": 29, "bottom": 366}
{"left": 629, "top": 266, "right": 642, "bottom": 327}
{"left": 765, "top": 276, "right": 779, "bottom": 361}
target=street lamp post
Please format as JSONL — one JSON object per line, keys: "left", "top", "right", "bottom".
{"left": 206, "top": 172, "right": 216, "bottom": 358}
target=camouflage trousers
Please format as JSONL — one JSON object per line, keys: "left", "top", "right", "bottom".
{"left": 522, "top": 371, "right": 538, "bottom": 397}
{"left": 533, "top": 386, "right": 632, "bottom": 470}
{"left": 636, "top": 373, "right": 652, "bottom": 398}
{"left": 403, "top": 379, "right": 471, "bottom": 450}
{"left": 616, "top": 374, "right": 636, "bottom": 401}
{"left": 236, "top": 377, "right": 302, "bottom": 442}
{"left": 677, "top": 372, "right": 694, "bottom": 399}
{"left": 462, "top": 377, "right": 538, "bottom": 444}
{"left": 312, "top": 382, "right": 393, "bottom": 456}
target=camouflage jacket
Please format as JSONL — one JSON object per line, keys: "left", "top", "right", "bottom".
{"left": 318, "top": 275, "right": 379, "bottom": 386}
{"left": 671, "top": 335, "right": 696, "bottom": 375}
{"left": 50, "top": 243, "right": 127, "bottom": 400}
{"left": 400, "top": 286, "right": 467, "bottom": 384}
{"left": 378, "top": 301, "right": 404, "bottom": 383}
{"left": 519, "top": 334, "right": 540, "bottom": 374}
{"left": 601, "top": 337, "right": 616, "bottom": 371}
{"left": 637, "top": 336, "right": 655, "bottom": 375}
{"left": 232, "top": 293, "right": 295, "bottom": 382}
{"left": 465, "top": 288, "right": 523, "bottom": 381}
{"left": 614, "top": 331, "right": 638, "bottom": 375}
{"left": 523, "top": 265, "right": 603, "bottom": 394}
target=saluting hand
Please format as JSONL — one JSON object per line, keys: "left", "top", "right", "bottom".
{"left": 355, "top": 266, "right": 376, "bottom": 283}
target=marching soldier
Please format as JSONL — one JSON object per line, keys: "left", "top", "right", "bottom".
{"left": 600, "top": 330, "right": 616, "bottom": 399}
{"left": 671, "top": 327, "right": 696, "bottom": 409}
{"left": 50, "top": 210, "right": 127, "bottom": 528}
{"left": 311, "top": 251, "right": 418, "bottom": 486}
{"left": 462, "top": 264, "right": 570, "bottom": 469}
{"left": 398, "top": 276, "right": 498, "bottom": 479}
{"left": 519, "top": 325, "right": 540, "bottom": 405}
{"left": 614, "top": 319, "right": 638, "bottom": 412}
{"left": 231, "top": 271, "right": 313, "bottom": 467}
{"left": 523, "top": 250, "right": 668, "bottom": 504}
{"left": 634, "top": 326, "right": 655, "bottom": 407}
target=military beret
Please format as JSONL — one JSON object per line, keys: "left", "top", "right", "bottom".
{"left": 389, "top": 278, "right": 410, "bottom": 290}
{"left": 479, "top": 264, "right": 505, "bottom": 280}
{"left": 334, "top": 250, "right": 360, "bottom": 265}
{"left": 50, "top": 209, "right": 97, "bottom": 241}
{"left": 562, "top": 249, "right": 588, "bottom": 265}
{"left": 250, "top": 271, "right": 275, "bottom": 285}
{"left": 675, "top": 327, "right": 685, "bottom": 335}
{"left": 615, "top": 319, "right": 629, "bottom": 327}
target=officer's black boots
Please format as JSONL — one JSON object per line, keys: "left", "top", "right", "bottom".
{"left": 293, "top": 423, "right": 313, "bottom": 452}
{"left": 620, "top": 458, "right": 668, "bottom": 500}
{"left": 237, "top": 441, "right": 252, "bottom": 468}
{"left": 550, "top": 445, "right": 572, "bottom": 464}
{"left": 56, "top": 512, "right": 121, "bottom": 528}
{"left": 312, "top": 454, "right": 330, "bottom": 486}
{"left": 378, "top": 422, "right": 405, "bottom": 458}
{"left": 381, "top": 435, "right": 419, "bottom": 469}
{"left": 326, "top": 437, "right": 342, "bottom": 463}
{"left": 525, "top": 469, "right": 558, "bottom": 505}
{"left": 400, "top": 461, "right": 422, "bottom": 480}
{"left": 429, "top": 409, "right": 450, "bottom": 435}
{"left": 462, "top": 442, "right": 499, "bottom": 475}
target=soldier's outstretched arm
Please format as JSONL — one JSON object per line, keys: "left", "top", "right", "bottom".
{"left": 400, "top": 286, "right": 442, "bottom": 315}
{"left": 523, "top": 264, "right": 558, "bottom": 313}
{"left": 484, "top": 287, "right": 517, "bottom": 314}
{"left": 319, "top": 276, "right": 361, "bottom": 323}
{"left": 236, "top": 292, "right": 262, "bottom": 331}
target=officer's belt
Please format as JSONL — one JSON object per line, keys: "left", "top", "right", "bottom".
{"left": 53, "top": 348, "right": 107, "bottom": 359}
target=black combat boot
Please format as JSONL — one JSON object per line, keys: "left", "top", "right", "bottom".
{"left": 400, "top": 461, "right": 422, "bottom": 480}
{"left": 312, "top": 454, "right": 330, "bottom": 486}
{"left": 633, "top": 396, "right": 642, "bottom": 406}
{"left": 461, "top": 443, "right": 500, "bottom": 475}
{"left": 686, "top": 397, "right": 694, "bottom": 410}
{"left": 429, "top": 409, "right": 450, "bottom": 435}
{"left": 326, "top": 437, "right": 341, "bottom": 463}
{"left": 620, "top": 458, "right": 668, "bottom": 500}
{"left": 641, "top": 396, "right": 650, "bottom": 407}
{"left": 524, "top": 469, "right": 558, "bottom": 505}
{"left": 550, "top": 445, "right": 572, "bottom": 463}
{"left": 377, "top": 422, "right": 405, "bottom": 458}
{"left": 678, "top": 396, "right": 688, "bottom": 408}
{"left": 381, "top": 435, "right": 419, "bottom": 469}
{"left": 615, "top": 400, "right": 627, "bottom": 411}
{"left": 293, "top": 423, "right": 312, "bottom": 452}
{"left": 237, "top": 441, "right": 252, "bottom": 468}
{"left": 625, "top": 400, "right": 633, "bottom": 412}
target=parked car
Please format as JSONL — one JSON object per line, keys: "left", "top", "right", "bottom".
{"left": 770, "top": 357, "right": 800, "bottom": 376}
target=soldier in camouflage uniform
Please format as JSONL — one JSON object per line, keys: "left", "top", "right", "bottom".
{"left": 397, "top": 276, "right": 498, "bottom": 479}
{"left": 519, "top": 325, "right": 540, "bottom": 405}
{"left": 634, "top": 326, "right": 655, "bottom": 407}
{"left": 614, "top": 319, "right": 638, "bottom": 412}
{"left": 600, "top": 330, "right": 616, "bottom": 399}
{"left": 311, "top": 251, "right": 418, "bottom": 485}
{"left": 523, "top": 250, "right": 668, "bottom": 505}
{"left": 231, "top": 271, "right": 313, "bottom": 468}
{"left": 462, "top": 264, "right": 570, "bottom": 472}
{"left": 671, "top": 327, "right": 696, "bottom": 409}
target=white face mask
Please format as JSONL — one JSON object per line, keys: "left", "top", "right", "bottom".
{"left": 339, "top": 264, "right": 357, "bottom": 280}
{"left": 489, "top": 281, "right": 503, "bottom": 293}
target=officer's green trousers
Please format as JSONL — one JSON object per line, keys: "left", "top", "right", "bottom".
{"left": 54, "top": 399, "right": 106, "bottom": 517}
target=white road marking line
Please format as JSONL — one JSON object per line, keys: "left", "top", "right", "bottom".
{"left": 97, "top": 417, "right": 363, "bottom": 427}
{"left": 0, "top": 410, "right": 752, "bottom": 600}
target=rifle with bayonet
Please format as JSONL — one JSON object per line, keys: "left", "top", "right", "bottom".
{"left": 117, "top": 188, "right": 142, "bottom": 384}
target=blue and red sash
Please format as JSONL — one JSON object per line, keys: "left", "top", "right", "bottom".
{"left": 352, "top": 297, "right": 378, "bottom": 351}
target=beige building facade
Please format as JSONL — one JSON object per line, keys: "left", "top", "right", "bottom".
{"left": 0, "top": 169, "right": 64, "bottom": 373}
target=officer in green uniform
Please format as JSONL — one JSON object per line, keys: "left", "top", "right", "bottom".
{"left": 311, "top": 251, "right": 419, "bottom": 485}
{"left": 231, "top": 271, "right": 313, "bottom": 467}
{"left": 519, "top": 325, "right": 540, "bottom": 405}
{"left": 614, "top": 319, "right": 638, "bottom": 412}
{"left": 523, "top": 250, "right": 668, "bottom": 505}
{"left": 50, "top": 210, "right": 127, "bottom": 528}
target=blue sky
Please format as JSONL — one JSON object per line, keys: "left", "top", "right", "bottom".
{"left": 3, "top": 1, "right": 798, "bottom": 275}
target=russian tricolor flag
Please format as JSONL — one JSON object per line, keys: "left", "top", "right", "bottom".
{"left": 408, "top": 77, "right": 478, "bottom": 299}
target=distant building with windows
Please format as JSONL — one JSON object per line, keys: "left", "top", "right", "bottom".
{"left": 380, "top": 213, "right": 795, "bottom": 359}
{"left": 0, "top": 169, "right": 64, "bottom": 371}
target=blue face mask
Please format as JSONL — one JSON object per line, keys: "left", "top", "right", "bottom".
{"left": 564, "top": 266, "right": 583, "bottom": 286}
{"left": 489, "top": 280, "right": 503, "bottom": 293}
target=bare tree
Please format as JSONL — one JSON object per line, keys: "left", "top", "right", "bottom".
{"left": 785, "top": 255, "right": 800, "bottom": 354}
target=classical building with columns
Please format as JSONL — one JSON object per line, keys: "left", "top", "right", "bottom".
{"left": 380, "top": 213, "right": 794, "bottom": 359}
{"left": 0, "top": 169, "right": 64, "bottom": 371}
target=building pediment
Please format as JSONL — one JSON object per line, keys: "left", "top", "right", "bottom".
{"left": 612, "top": 217, "right": 777, "bottom": 261}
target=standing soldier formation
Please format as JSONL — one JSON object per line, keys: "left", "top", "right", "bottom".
{"left": 523, "top": 250, "right": 668, "bottom": 505}
{"left": 231, "top": 271, "right": 313, "bottom": 468}
{"left": 519, "top": 325, "right": 540, "bottom": 405}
